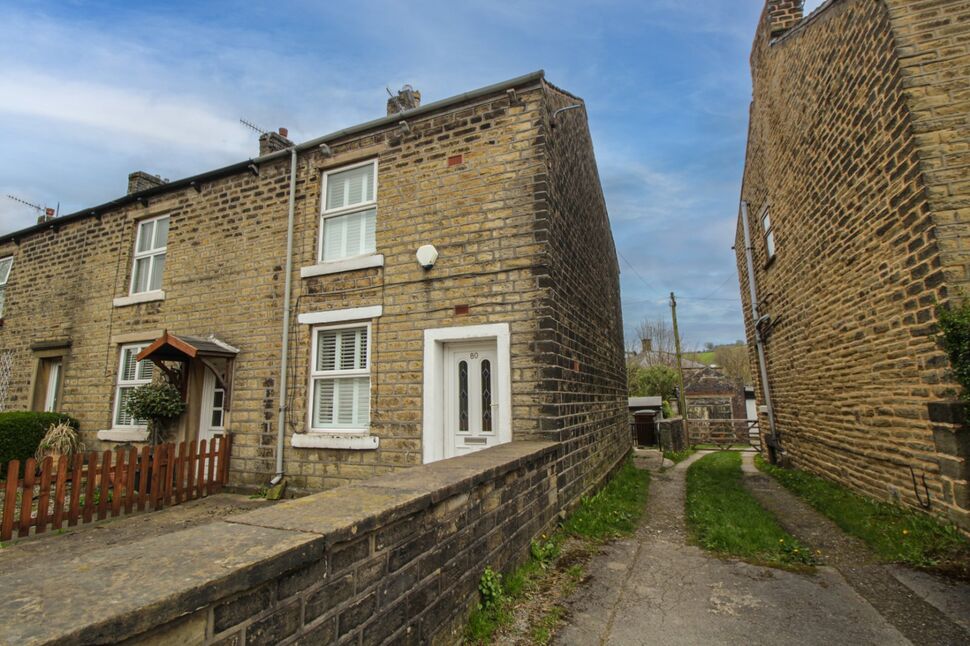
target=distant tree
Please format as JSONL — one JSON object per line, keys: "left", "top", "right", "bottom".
{"left": 704, "top": 341, "right": 715, "bottom": 351}
{"left": 628, "top": 364, "right": 679, "bottom": 401}
{"left": 627, "top": 317, "right": 696, "bottom": 356}
{"left": 713, "top": 344, "right": 752, "bottom": 386}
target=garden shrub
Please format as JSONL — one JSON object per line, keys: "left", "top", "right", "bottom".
{"left": 0, "top": 411, "right": 79, "bottom": 476}
{"left": 937, "top": 300, "right": 970, "bottom": 401}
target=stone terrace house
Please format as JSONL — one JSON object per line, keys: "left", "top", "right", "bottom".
{"left": 0, "top": 71, "right": 629, "bottom": 496}
{"left": 737, "top": 0, "right": 970, "bottom": 530}
{"left": 683, "top": 366, "right": 746, "bottom": 423}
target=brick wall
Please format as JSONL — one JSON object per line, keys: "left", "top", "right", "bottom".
{"left": 738, "top": 0, "right": 969, "bottom": 529}
{"left": 535, "top": 83, "right": 630, "bottom": 507}
{"left": 0, "top": 442, "right": 567, "bottom": 645}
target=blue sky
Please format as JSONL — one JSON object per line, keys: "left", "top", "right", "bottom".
{"left": 0, "top": 1, "right": 825, "bottom": 347}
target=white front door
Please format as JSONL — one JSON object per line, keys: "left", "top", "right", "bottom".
{"left": 199, "top": 369, "right": 226, "bottom": 444}
{"left": 443, "top": 341, "right": 499, "bottom": 458}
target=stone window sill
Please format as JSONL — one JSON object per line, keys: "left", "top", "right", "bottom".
{"left": 97, "top": 428, "right": 149, "bottom": 442}
{"left": 113, "top": 290, "right": 165, "bottom": 308}
{"left": 300, "top": 254, "right": 384, "bottom": 279}
{"left": 291, "top": 433, "right": 379, "bottom": 450}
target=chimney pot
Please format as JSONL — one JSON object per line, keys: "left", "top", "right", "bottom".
{"left": 278, "top": 127, "right": 288, "bottom": 138}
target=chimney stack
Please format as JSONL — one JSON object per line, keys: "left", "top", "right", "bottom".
{"left": 641, "top": 338, "right": 652, "bottom": 353}
{"left": 259, "top": 127, "right": 293, "bottom": 156}
{"left": 386, "top": 85, "right": 421, "bottom": 116}
{"left": 128, "top": 171, "right": 168, "bottom": 195}
{"left": 765, "top": 0, "right": 803, "bottom": 38}
{"left": 37, "top": 207, "right": 55, "bottom": 224}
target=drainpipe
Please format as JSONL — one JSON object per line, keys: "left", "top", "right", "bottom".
{"left": 272, "top": 147, "right": 298, "bottom": 484}
{"left": 739, "top": 200, "right": 779, "bottom": 461}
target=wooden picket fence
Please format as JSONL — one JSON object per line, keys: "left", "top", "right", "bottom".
{"left": 0, "top": 435, "right": 232, "bottom": 542}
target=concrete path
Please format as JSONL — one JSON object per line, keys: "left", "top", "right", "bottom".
{"left": 740, "top": 452, "right": 970, "bottom": 643}
{"left": 556, "top": 452, "right": 910, "bottom": 645}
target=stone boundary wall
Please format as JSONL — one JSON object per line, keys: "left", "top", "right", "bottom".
{"left": 657, "top": 418, "right": 687, "bottom": 453}
{"left": 0, "top": 441, "right": 624, "bottom": 646}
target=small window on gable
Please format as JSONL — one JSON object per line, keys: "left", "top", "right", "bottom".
{"left": 320, "top": 161, "right": 377, "bottom": 263}
{"left": 0, "top": 256, "right": 13, "bottom": 318}
{"left": 130, "top": 215, "right": 169, "bottom": 294}
{"left": 761, "top": 207, "right": 776, "bottom": 261}
{"left": 114, "top": 344, "right": 154, "bottom": 427}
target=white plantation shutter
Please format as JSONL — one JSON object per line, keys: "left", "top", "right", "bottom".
{"left": 326, "top": 164, "right": 374, "bottom": 210}
{"left": 114, "top": 344, "right": 153, "bottom": 427}
{"left": 320, "top": 162, "right": 377, "bottom": 263}
{"left": 313, "top": 379, "right": 335, "bottom": 426}
{"left": 316, "top": 330, "right": 337, "bottom": 371}
{"left": 322, "top": 209, "right": 376, "bottom": 261}
{"left": 116, "top": 387, "right": 135, "bottom": 426}
{"left": 310, "top": 326, "right": 370, "bottom": 430}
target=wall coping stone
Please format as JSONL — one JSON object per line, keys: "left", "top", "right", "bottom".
{"left": 0, "top": 440, "right": 557, "bottom": 645}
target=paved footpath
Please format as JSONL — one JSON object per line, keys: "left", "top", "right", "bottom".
{"left": 554, "top": 451, "right": 970, "bottom": 646}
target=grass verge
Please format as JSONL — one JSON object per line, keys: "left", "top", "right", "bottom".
{"left": 465, "top": 458, "right": 651, "bottom": 645}
{"left": 686, "top": 451, "right": 815, "bottom": 568}
{"left": 754, "top": 454, "right": 970, "bottom": 578}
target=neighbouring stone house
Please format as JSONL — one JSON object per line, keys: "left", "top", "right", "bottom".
{"left": 738, "top": 0, "right": 970, "bottom": 529}
{"left": 683, "top": 366, "right": 746, "bottom": 423}
{"left": 0, "top": 71, "right": 629, "bottom": 498}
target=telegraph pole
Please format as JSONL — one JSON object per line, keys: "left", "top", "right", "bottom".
{"left": 670, "top": 292, "right": 688, "bottom": 422}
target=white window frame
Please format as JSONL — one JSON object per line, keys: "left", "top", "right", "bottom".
{"left": 112, "top": 343, "right": 153, "bottom": 429}
{"left": 318, "top": 159, "right": 378, "bottom": 263}
{"left": 307, "top": 321, "right": 372, "bottom": 433}
{"left": 760, "top": 206, "right": 776, "bottom": 261}
{"left": 0, "top": 256, "right": 13, "bottom": 318}
{"left": 129, "top": 214, "right": 169, "bottom": 295}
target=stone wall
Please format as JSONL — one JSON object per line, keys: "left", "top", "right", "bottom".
{"left": 0, "top": 73, "right": 628, "bottom": 497}
{"left": 0, "top": 442, "right": 572, "bottom": 645}
{"left": 535, "top": 83, "right": 630, "bottom": 507}
{"left": 886, "top": 0, "right": 970, "bottom": 297}
{"left": 738, "top": 0, "right": 969, "bottom": 529}
{"left": 657, "top": 417, "right": 687, "bottom": 453}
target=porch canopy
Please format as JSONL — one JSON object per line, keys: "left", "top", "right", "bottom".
{"left": 136, "top": 331, "right": 239, "bottom": 404}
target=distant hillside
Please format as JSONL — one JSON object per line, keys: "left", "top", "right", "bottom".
{"left": 685, "top": 351, "right": 716, "bottom": 365}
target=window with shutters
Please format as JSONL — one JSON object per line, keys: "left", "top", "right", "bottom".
{"left": 129, "top": 215, "right": 169, "bottom": 294}
{"left": 309, "top": 323, "right": 371, "bottom": 432}
{"left": 0, "top": 256, "right": 13, "bottom": 318}
{"left": 319, "top": 160, "right": 377, "bottom": 263}
{"left": 113, "top": 344, "right": 154, "bottom": 427}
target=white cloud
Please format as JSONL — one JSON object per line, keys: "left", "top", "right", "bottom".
{"left": 0, "top": 71, "right": 250, "bottom": 154}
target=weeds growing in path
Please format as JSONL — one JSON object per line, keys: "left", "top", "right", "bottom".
{"left": 465, "top": 458, "right": 651, "bottom": 645}
{"left": 755, "top": 454, "right": 970, "bottom": 579}
{"left": 686, "top": 451, "right": 815, "bottom": 568}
